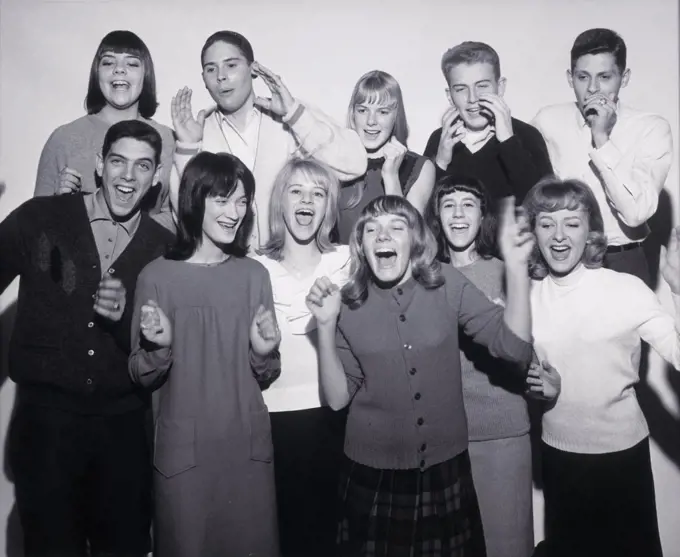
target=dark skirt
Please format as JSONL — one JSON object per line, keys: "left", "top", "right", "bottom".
{"left": 337, "top": 451, "right": 486, "bottom": 557}
{"left": 541, "top": 438, "right": 662, "bottom": 557}
{"left": 271, "top": 405, "right": 347, "bottom": 557}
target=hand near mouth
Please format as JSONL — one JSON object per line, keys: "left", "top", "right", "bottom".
{"left": 252, "top": 62, "right": 296, "bottom": 117}
{"left": 478, "top": 94, "right": 513, "bottom": 142}
{"left": 583, "top": 93, "right": 617, "bottom": 147}
{"left": 435, "top": 107, "right": 466, "bottom": 170}
{"left": 171, "top": 87, "right": 212, "bottom": 144}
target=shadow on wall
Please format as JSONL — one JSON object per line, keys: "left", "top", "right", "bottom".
{"left": 638, "top": 188, "right": 680, "bottom": 470}
{"left": 1, "top": 298, "right": 24, "bottom": 557}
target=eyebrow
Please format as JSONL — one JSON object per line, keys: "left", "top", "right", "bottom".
{"left": 203, "top": 56, "right": 244, "bottom": 67}
{"left": 99, "top": 52, "right": 140, "bottom": 60}
{"left": 451, "top": 79, "right": 492, "bottom": 87}
{"left": 107, "top": 152, "right": 154, "bottom": 165}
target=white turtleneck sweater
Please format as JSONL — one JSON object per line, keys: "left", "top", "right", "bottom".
{"left": 531, "top": 265, "right": 680, "bottom": 454}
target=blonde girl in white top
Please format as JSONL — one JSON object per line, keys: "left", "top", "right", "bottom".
{"left": 252, "top": 157, "right": 350, "bottom": 557}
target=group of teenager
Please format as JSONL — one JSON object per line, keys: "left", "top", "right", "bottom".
{"left": 0, "top": 22, "right": 677, "bottom": 557}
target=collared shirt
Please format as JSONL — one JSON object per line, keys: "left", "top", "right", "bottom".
{"left": 84, "top": 190, "right": 141, "bottom": 275}
{"left": 532, "top": 102, "right": 673, "bottom": 246}
{"left": 215, "top": 107, "right": 262, "bottom": 171}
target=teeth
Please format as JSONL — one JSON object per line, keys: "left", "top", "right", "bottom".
{"left": 552, "top": 246, "right": 569, "bottom": 251}
{"left": 451, "top": 224, "right": 469, "bottom": 229}
{"left": 116, "top": 186, "right": 134, "bottom": 194}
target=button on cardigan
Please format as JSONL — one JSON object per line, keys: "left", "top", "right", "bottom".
{"left": 336, "top": 264, "right": 532, "bottom": 470}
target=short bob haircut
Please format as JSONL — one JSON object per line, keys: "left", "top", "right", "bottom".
{"left": 522, "top": 177, "right": 607, "bottom": 280}
{"left": 441, "top": 41, "right": 501, "bottom": 83}
{"left": 425, "top": 174, "right": 497, "bottom": 264}
{"left": 347, "top": 70, "right": 409, "bottom": 146}
{"left": 342, "top": 195, "right": 444, "bottom": 309}
{"left": 201, "top": 30, "right": 254, "bottom": 66}
{"left": 102, "top": 119, "right": 162, "bottom": 166}
{"left": 571, "top": 28, "right": 627, "bottom": 74}
{"left": 167, "top": 152, "right": 255, "bottom": 261}
{"left": 85, "top": 31, "right": 158, "bottom": 118}
{"left": 258, "top": 158, "right": 340, "bottom": 261}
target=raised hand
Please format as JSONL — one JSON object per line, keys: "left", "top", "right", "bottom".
{"left": 526, "top": 360, "right": 561, "bottom": 401}
{"left": 660, "top": 225, "right": 680, "bottom": 295}
{"left": 305, "top": 276, "right": 342, "bottom": 327}
{"left": 435, "top": 107, "right": 465, "bottom": 170}
{"left": 93, "top": 277, "right": 126, "bottom": 322}
{"left": 171, "top": 87, "right": 209, "bottom": 144}
{"left": 140, "top": 299, "right": 172, "bottom": 348}
{"left": 381, "top": 137, "right": 407, "bottom": 178}
{"left": 478, "top": 93, "right": 513, "bottom": 142}
{"left": 252, "top": 62, "right": 296, "bottom": 117}
{"left": 583, "top": 92, "right": 617, "bottom": 147}
{"left": 250, "top": 305, "right": 281, "bottom": 357}
{"left": 57, "top": 167, "right": 82, "bottom": 195}
{"left": 497, "top": 197, "right": 534, "bottom": 271}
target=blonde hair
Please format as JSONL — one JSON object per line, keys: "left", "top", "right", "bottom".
{"left": 342, "top": 196, "right": 443, "bottom": 308}
{"left": 522, "top": 177, "right": 607, "bottom": 279}
{"left": 258, "top": 158, "right": 340, "bottom": 261}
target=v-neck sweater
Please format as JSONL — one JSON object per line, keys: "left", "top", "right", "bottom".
{"left": 0, "top": 193, "right": 174, "bottom": 414}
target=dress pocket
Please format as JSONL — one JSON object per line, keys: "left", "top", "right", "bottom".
{"left": 250, "top": 408, "right": 274, "bottom": 463}
{"left": 153, "top": 417, "right": 197, "bottom": 478}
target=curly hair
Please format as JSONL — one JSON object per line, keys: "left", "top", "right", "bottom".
{"left": 522, "top": 177, "right": 607, "bottom": 279}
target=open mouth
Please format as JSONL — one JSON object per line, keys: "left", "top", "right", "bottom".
{"left": 363, "top": 129, "right": 381, "bottom": 139}
{"left": 449, "top": 223, "right": 470, "bottom": 232}
{"left": 550, "top": 245, "right": 571, "bottom": 261}
{"left": 219, "top": 88, "right": 234, "bottom": 96}
{"left": 374, "top": 247, "right": 398, "bottom": 269}
{"left": 111, "top": 80, "right": 130, "bottom": 90}
{"left": 218, "top": 220, "right": 238, "bottom": 232}
{"left": 294, "top": 208, "right": 315, "bottom": 226}
{"left": 114, "top": 184, "right": 136, "bottom": 203}
{"left": 467, "top": 107, "right": 481, "bottom": 114}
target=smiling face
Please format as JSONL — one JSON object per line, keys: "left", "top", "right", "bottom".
{"left": 362, "top": 213, "right": 412, "bottom": 286}
{"left": 352, "top": 100, "right": 397, "bottom": 152}
{"left": 201, "top": 181, "right": 249, "bottom": 247}
{"left": 439, "top": 191, "right": 483, "bottom": 253}
{"left": 97, "top": 51, "right": 145, "bottom": 111}
{"left": 535, "top": 208, "right": 590, "bottom": 277}
{"left": 96, "top": 137, "right": 160, "bottom": 219}
{"left": 568, "top": 53, "right": 629, "bottom": 121}
{"left": 202, "top": 41, "right": 253, "bottom": 114}
{"left": 446, "top": 62, "right": 505, "bottom": 131}
{"left": 282, "top": 170, "right": 329, "bottom": 243}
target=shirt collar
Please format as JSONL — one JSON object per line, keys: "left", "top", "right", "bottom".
{"left": 218, "top": 105, "right": 261, "bottom": 131}
{"left": 369, "top": 275, "right": 418, "bottom": 310}
{"left": 84, "top": 189, "right": 142, "bottom": 237}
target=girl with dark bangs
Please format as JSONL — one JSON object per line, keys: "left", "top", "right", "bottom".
{"left": 335, "top": 71, "right": 436, "bottom": 243}
{"left": 306, "top": 195, "right": 534, "bottom": 556}
{"left": 524, "top": 177, "right": 680, "bottom": 557}
{"left": 129, "top": 152, "right": 281, "bottom": 557}
{"left": 35, "top": 30, "right": 176, "bottom": 230}
{"left": 426, "top": 175, "right": 536, "bottom": 557}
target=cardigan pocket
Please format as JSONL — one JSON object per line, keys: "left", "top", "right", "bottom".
{"left": 154, "top": 417, "right": 197, "bottom": 478}
{"left": 249, "top": 408, "right": 274, "bottom": 463}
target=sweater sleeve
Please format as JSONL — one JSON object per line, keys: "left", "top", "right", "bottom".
{"left": 0, "top": 204, "right": 27, "bottom": 293}
{"left": 286, "top": 101, "right": 367, "bottom": 181}
{"left": 250, "top": 272, "right": 282, "bottom": 384}
{"left": 336, "top": 324, "right": 365, "bottom": 400}
{"left": 128, "top": 267, "right": 173, "bottom": 390}
{"left": 423, "top": 128, "right": 449, "bottom": 181}
{"left": 632, "top": 282, "right": 680, "bottom": 371}
{"left": 34, "top": 129, "right": 67, "bottom": 197}
{"left": 497, "top": 122, "right": 554, "bottom": 203}
{"left": 452, "top": 274, "right": 532, "bottom": 368}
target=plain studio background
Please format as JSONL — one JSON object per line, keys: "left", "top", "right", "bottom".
{"left": 0, "top": 0, "right": 678, "bottom": 554}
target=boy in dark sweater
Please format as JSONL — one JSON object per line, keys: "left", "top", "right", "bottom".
{"left": 0, "top": 120, "right": 174, "bottom": 557}
{"left": 424, "top": 41, "right": 553, "bottom": 204}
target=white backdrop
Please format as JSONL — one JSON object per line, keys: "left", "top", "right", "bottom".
{"left": 1, "top": 0, "right": 678, "bottom": 555}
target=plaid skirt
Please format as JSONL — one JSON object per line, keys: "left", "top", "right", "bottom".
{"left": 337, "top": 451, "right": 487, "bottom": 557}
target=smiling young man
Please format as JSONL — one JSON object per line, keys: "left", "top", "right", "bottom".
{"left": 0, "top": 120, "right": 174, "bottom": 557}
{"left": 170, "top": 30, "right": 367, "bottom": 250}
{"left": 424, "top": 41, "right": 552, "bottom": 206}
{"left": 532, "top": 28, "right": 673, "bottom": 284}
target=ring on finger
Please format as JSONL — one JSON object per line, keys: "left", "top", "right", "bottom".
{"left": 598, "top": 98, "right": 607, "bottom": 106}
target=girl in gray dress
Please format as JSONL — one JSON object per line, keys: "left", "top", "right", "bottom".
{"left": 129, "top": 152, "right": 282, "bottom": 557}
